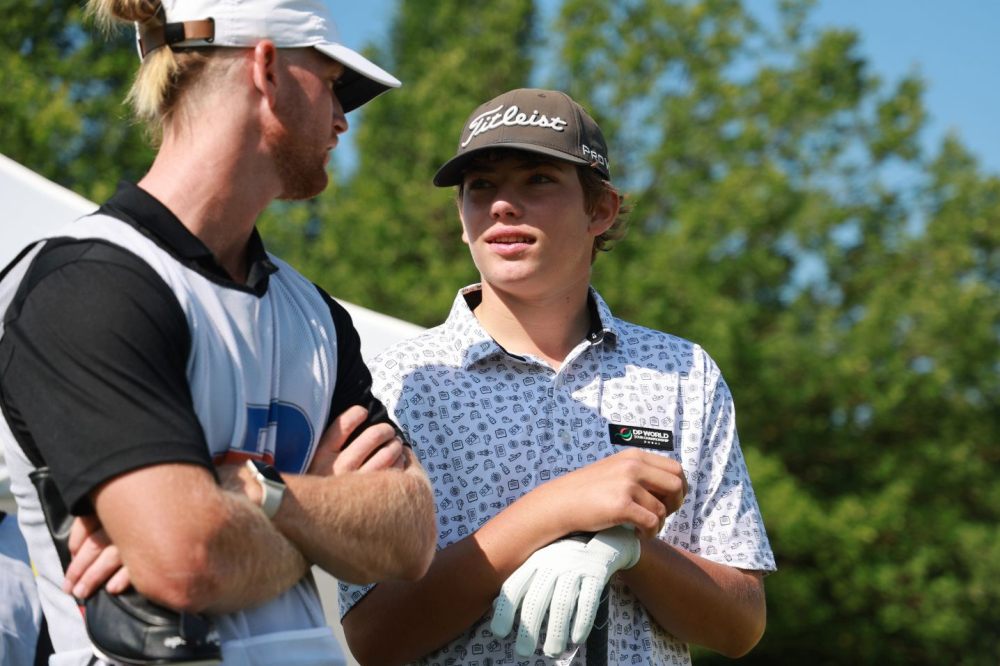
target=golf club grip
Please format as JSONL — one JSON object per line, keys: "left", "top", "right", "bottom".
{"left": 585, "top": 583, "right": 610, "bottom": 666}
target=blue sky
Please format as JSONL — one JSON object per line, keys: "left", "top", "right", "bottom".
{"left": 329, "top": 0, "right": 999, "bottom": 177}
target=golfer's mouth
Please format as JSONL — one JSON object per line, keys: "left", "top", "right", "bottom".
{"left": 485, "top": 226, "right": 537, "bottom": 245}
{"left": 488, "top": 236, "right": 535, "bottom": 245}
{"left": 486, "top": 234, "right": 535, "bottom": 257}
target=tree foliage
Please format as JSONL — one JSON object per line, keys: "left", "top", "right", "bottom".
{"left": 0, "top": 0, "right": 155, "bottom": 202}
{"left": 3, "top": 1, "right": 998, "bottom": 663}
{"left": 545, "top": 1, "right": 1000, "bottom": 663}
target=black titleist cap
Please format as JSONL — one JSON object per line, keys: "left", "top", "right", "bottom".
{"left": 433, "top": 88, "right": 611, "bottom": 187}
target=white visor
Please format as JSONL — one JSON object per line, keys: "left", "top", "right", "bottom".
{"left": 136, "top": 0, "right": 401, "bottom": 112}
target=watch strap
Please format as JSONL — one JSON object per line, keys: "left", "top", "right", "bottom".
{"left": 245, "top": 459, "right": 285, "bottom": 519}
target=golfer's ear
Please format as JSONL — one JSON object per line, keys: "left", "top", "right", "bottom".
{"left": 588, "top": 189, "right": 619, "bottom": 237}
{"left": 252, "top": 40, "right": 279, "bottom": 108}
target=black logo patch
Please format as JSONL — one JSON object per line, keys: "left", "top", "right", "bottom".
{"left": 608, "top": 423, "right": 674, "bottom": 451}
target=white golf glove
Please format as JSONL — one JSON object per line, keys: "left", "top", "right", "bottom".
{"left": 490, "top": 525, "right": 641, "bottom": 658}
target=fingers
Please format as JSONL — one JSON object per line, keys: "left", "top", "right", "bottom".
{"left": 68, "top": 515, "right": 101, "bottom": 557}
{"left": 621, "top": 451, "right": 687, "bottom": 500}
{"left": 546, "top": 450, "right": 687, "bottom": 536}
{"left": 65, "top": 539, "right": 123, "bottom": 600}
{"left": 317, "top": 405, "right": 368, "bottom": 458}
{"left": 542, "top": 573, "right": 582, "bottom": 657}
{"left": 308, "top": 406, "right": 370, "bottom": 475}
{"left": 570, "top": 576, "right": 604, "bottom": 645}
{"left": 332, "top": 423, "right": 398, "bottom": 475}
{"left": 325, "top": 405, "right": 369, "bottom": 449}
{"left": 515, "top": 567, "right": 558, "bottom": 657}
{"left": 491, "top": 564, "right": 537, "bottom": 639}
{"left": 389, "top": 449, "right": 407, "bottom": 470}
{"left": 105, "top": 565, "right": 132, "bottom": 595}
{"left": 606, "top": 451, "right": 688, "bottom": 534}
{"left": 64, "top": 519, "right": 109, "bottom": 593}
{"left": 357, "top": 437, "right": 405, "bottom": 473}
{"left": 622, "top": 490, "right": 667, "bottom": 540}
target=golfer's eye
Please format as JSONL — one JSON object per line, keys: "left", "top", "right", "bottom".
{"left": 466, "top": 178, "right": 493, "bottom": 190}
{"left": 527, "top": 173, "right": 555, "bottom": 184}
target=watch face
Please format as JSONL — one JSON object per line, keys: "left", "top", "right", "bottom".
{"left": 250, "top": 459, "right": 284, "bottom": 484}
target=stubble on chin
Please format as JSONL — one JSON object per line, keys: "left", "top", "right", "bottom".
{"left": 265, "top": 123, "right": 329, "bottom": 202}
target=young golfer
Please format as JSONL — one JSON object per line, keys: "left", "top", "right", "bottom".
{"left": 337, "top": 88, "right": 776, "bottom": 665}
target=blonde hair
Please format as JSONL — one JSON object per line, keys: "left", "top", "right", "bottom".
{"left": 86, "top": 0, "right": 239, "bottom": 137}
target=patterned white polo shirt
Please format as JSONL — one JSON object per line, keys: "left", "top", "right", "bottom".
{"left": 340, "top": 285, "right": 776, "bottom": 666}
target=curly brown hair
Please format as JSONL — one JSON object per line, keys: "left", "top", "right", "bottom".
{"left": 576, "top": 164, "right": 631, "bottom": 262}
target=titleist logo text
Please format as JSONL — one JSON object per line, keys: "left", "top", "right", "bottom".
{"left": 462, "top": 104, "right": 568, "bottom": 148}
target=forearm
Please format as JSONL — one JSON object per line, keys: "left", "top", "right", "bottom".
{"left": 97, "top": 466, "right": 310, "bottom": 615}
{"left": 195, "top": 491, "right": 311, "bottom": 615}
{"left": 343, "top": 486, "right": 580, "bottom": 666}
{"left": 619, "top": 538, "right": 766, "bottom": 657}
{"left": 276, "top": 451, "right": 437, "bottom": 584}
{"left": 343, "top": 448, "right": 688, "bottom": 665}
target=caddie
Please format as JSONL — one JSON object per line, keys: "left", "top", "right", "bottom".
{"left": 0, "top": 1, "right": 436, "bottom": 664}
{"left": 338, "top": 88, "right": 776, "bottom": 665}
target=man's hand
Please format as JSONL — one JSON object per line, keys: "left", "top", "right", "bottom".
{"left": 308, "top": 405, "right": 406, "bottom": 476}
{"left": 536, "top": 449, "right": 688, "bottom": 540}
{"left": 490, "top": 526, "right": 641, "bottom": 657}
{"left": 62, "top": 515, "right": 130, "bottom": 599}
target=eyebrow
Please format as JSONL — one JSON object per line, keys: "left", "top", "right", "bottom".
{"left": 464, "top": 157, "right": 562, "bottom": 176}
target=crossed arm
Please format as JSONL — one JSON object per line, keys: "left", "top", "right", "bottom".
{"left": 5, "top": 248, "right": 436, "bottom": 616}
{"left": 341, "top": 449, "right": 765, "bottom": 665}
{"left": 66, "top": 406, "right": 437, "bottom": 615}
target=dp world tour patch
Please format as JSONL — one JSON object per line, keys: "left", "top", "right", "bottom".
{"left": 608, "top": 424, "right": 675, "bottom": 451}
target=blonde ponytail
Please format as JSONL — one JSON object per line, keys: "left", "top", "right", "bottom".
{"left": 85, "top": 0, "right": 225, "bottom": 137}
{"left": 86, "top": 0, "right": 160, "bottom": 34}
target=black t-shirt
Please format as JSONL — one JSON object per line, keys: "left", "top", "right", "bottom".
{"left": 0, "top": 182, "right": 399, "bottom": 515}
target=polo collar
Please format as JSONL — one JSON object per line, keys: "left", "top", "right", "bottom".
{"left": 99, "top": 181, "right": 278, "bottom": 296}
{"left": 446, "top": 284, "right": 620, "bottom": 370}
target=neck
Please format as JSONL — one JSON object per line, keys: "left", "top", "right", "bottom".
{"left": 473, "top": 278, "right": 593, "bottom": 370}
{"left": 137, "top": 111, "right": 280, "bottom": 284}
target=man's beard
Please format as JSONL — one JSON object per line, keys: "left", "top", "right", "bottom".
{"left": 274, "top": 134, "right": 330, "bottom": 201}
{"left": 271, "top": 129, "right": 329, "bottom": 201}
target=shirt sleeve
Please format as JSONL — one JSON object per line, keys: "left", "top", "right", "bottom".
{"left": 316, "top": 286, "right": 407, "bottom": 445}
{"left": 0, "top": 240, "right": 214, "bottom": 515}
{"left": 687, "top": 352, "right": 776, "bottom": 572}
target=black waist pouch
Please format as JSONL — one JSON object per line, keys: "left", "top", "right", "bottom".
{"left": 29, "top": 467, "right": 221, "bottom": 665}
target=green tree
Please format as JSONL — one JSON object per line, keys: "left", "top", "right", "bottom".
{"left": 547, "top": 1, "right": 1000, "bottom": 663}
{"left": 0, "top": 0, "right": 155, "bottom": 202}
